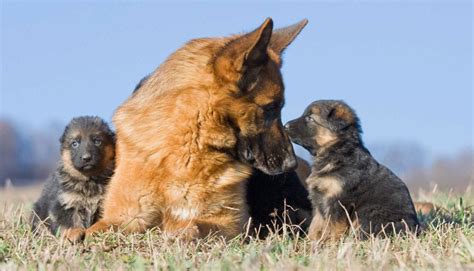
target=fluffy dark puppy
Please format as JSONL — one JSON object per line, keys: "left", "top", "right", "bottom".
{"left": 285, "top": 100, "right": 420, "bottom": 240}
{"left": 31, "top": 116, "right": 115, "bottom": 240}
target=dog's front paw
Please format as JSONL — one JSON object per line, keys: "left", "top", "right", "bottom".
{"left": 163, "top": 223, "right": 200, "bottom": 241}
{"left": 182, "top": 225, "right": 200, "bottom": 241}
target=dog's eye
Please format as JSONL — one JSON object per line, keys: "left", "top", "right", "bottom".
{"left": 263, "top": 103, "right": 277, "bottom": 112}
{"left": 305, "top": 115, "right": 316, "bottom": 123}
{"left": 93, "top": 139, "right": 102, "bottom": 146}
{"left": 71, "top": 141, "right": 80, "bottom": 148}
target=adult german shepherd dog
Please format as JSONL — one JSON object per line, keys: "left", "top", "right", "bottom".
{"left": 75, "top": 18, "right": 308, "bottom": 241}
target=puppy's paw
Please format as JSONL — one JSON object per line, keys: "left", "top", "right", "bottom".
{"left": 63, "top": 228, "right": 86, "bottom": 244}
{"left": 414, "top": 201, "right": 437, "bottom": 216}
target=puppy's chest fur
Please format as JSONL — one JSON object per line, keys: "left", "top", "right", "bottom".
{"left": 58, "top": 189, "right": 102, "bottom": 227}
{"left": 306, "top": 169, "right": 345, "bottom": 215}
{"left": 56, "top": 173, "right": 108, "bottom": 227}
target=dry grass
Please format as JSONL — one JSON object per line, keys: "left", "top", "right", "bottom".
{"left": 0, "top": 185, "right": 473, "bottom": 270}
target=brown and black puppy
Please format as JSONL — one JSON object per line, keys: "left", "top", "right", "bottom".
{"left": 285, "top": 100, "right": 420, "bottom": 241}
{"left": 31, "top": 116, "right": 115, "bottom": 241}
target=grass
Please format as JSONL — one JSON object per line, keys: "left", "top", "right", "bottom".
{"left": 0, "top": 186, "right": 473, "bottom": 270}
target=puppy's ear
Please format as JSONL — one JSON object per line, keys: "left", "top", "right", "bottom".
{"left": 327, "top": 104, "right": 355, "bottom": 131}
{"left": 214, "top": 18, "right": 273, "bottom": 93}
{"left": 109, "top": 131, "right": 117, "bottom": 144}
{"left": 269, "top": 19, "right": 308, "bottom": 55}
{"left": 59, "top": 132, "right": 66, "bottom": 145}
{"left": 59, "top": 125, "right": 70, "bottom": 145}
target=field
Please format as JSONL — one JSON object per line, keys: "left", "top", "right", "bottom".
{"left": 0, "top": 184, "right": 473, "bottom": 270}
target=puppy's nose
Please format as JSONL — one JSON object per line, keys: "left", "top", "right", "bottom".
{"left": 81, "top": 153, "right": 92, "bottom": 162}
{"left": 283, "top": 156, "right": 298, "bottom": 172}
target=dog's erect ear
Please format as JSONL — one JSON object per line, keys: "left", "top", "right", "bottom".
{"left": 214, "top": 18, "right": 273, "bottom": 90}
{"left": 270, "top": 19, "right": 308, "bottom": 55}
{"left": 326, "top": 103, "right": 355, "bottom": 131}
{"left": 242, "top": 18, "right": 273, "bottom": 68}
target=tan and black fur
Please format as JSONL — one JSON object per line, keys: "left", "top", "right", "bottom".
{"left": 285, "top": 100, "right": 420, "bottom": 241}
{"left": 134, "top": 75, "right": 312, "bottom": 238}
{"left": 31, "top": 116, "right": 115, "bottom": 240}
{"left": 76, "top": 18, "right": 308, "bottom": 241}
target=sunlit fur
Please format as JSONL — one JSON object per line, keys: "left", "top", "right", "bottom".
{"left": 83, "top": 18, "right": 308, "bottom": 240}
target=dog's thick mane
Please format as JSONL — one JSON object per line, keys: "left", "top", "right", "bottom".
{"left": 138, "top": 38, "right": 227, "bottom": 99}
{"left": 113, "top": 37, "right": 246, "bottom": 176}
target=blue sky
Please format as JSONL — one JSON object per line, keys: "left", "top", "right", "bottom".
{"left": 1, "top": 1, "right": 472, "bottom": 159}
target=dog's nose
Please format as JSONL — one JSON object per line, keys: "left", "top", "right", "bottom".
{"left": 81, "top": 153, "right": 92, "bottom": 162}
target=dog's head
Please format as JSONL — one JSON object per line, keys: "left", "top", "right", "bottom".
{"left": 60, "top": 116, "right": 115, "bottom": 177}
{"left": 285, "top": 100, "right": 361, "bottom": 156}
{"left": 212, "top": 18, "right": 307, "bottom": 175}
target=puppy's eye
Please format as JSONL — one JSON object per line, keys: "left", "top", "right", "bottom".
{"left": 71, "top": 141, "right": 80, "bottom": 148}
{"left": 305, "top": 115, "right": 316, "bottom": 123}
{"left": 93, "top": 139, "right": 102, "bottom": 146}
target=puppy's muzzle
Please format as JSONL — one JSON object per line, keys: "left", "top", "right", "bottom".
{"left": 282, "top": 154, "right": 297, "bottom": 172}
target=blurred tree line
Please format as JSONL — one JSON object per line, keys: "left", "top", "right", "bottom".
{"left": 1, "top": 118, "right": 473, "bottom": 191}
{"left": 0, "top": 118, "right": 61, "bottom": 186}
{"left": 369, "top": 142, "right": 472, "bottom": 192}
{"left": 403, "top": 150, "right": 473, "bottom": 192}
